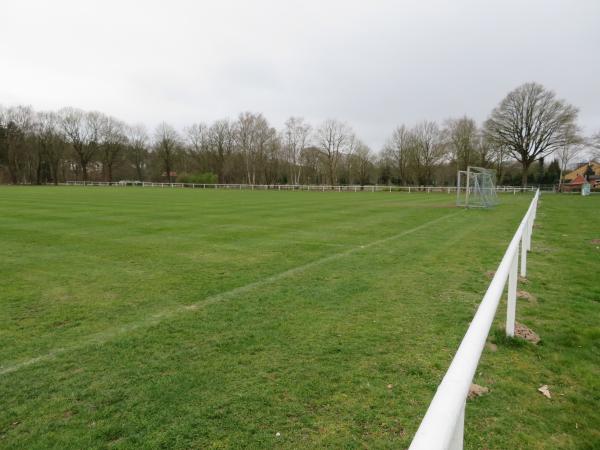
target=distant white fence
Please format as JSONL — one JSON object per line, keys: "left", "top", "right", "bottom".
{"left": 62, "top": 181, "right": 537, "bottom": 194}
{"left": 409, "top": 189, "right": 540, "bottom": 450}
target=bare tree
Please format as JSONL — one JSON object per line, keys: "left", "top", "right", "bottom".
{"left": 486, "top": 139, "right": 511, "bottom": 184}
{"left": 555, "top": 123, "right": 584, "bottom": 189}
{"left": 100, "top": 116, "right": 126, "bottom": 182}
{"left": 383, "top": 125, "right": 413, "bottom": 185}
{"left": 35, "top": 112, "right": 65, "bottom": 184}
{"left": 411, "top": 121, "right": 446, "bottom": 185}
{"left": 59, "top": 108, "right": 98, "bottom": 182}
{"left": 0, "top": 106, "right": 7, "bottom": 180}
{"left": 474, "top": 132, "right": 493, "bottom": 168}
{"left": 154, "top": 123, "right": 180, "bottom": 182}
{"left": 4, "top": 106, "right": 492, "bottom": 187}
{"left": 315, "top": 119, "right": 351, "bottom": 185}
{"left": 126, "top": 124, "right": 149, "bottom": 181}
{"left": 208, "top": 119, "right": 234, "bottom": 183}
{"left": 263, "top": 128, "right": 282, "bottom": 185}
{"left": 283, "top": 117, "right": 311, "bottom": 185}
{"left": 1, "top": 106, "right": 35, "bottom": 184}
{"left": 301, "top": 146, "right": 324, "bottom": 184}
{"left": 235, "top": 112, "right": 272, "bottom": 184}
{"left": 444, "top": 116, "right": 478, "bottom": 171}
{"left": 185, "top": 122, "right": 210, "bottom": 172}
{"left": 484, "top": 82, "right": 579, "bottom": 186}
{"left": 235, "top": 112, "right": 255, "bottom": 183}
{"left": 85, "top": 111, "right": 104, "bottom": 179}
{"left": 343, "top": 133, "right": 360, "bottom": 183}
{"left": 352, "top": 142, "right": 374, "bottom": 186}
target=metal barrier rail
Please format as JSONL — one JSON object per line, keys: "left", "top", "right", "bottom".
{"left": 409, "top": 189, "right": 540, "bottom": 450}
{"left": 62, "top": 181, "right": 537, "bottom": 193}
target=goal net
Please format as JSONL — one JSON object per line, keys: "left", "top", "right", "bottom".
{"left": 456, "top": 166, "right": 499, "bottom": 208}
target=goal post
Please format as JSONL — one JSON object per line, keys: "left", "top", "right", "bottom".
{"left": 456, "top": 166, "right": 499, "bottom": 208}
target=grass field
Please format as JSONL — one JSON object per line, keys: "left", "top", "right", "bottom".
{"left": 0, "top": 187, "right": 598, "bottom": 449}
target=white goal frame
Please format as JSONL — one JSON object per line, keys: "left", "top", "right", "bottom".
{"left": 456, "top": 166, "right": 499, "bottom": 208}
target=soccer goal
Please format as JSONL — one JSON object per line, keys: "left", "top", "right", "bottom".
{"left": 456, "top": 166, "right": 499, "bottom": 208}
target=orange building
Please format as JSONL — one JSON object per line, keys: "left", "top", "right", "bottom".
{"left": 563, "top": 161, "right": 600, "bottom": 182}
{"left": 562, "top": 162, "right": 600, "bottom": 191}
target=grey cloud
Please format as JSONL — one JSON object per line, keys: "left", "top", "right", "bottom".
{"left": 1, "top": 0, "right": 598, "bottom": 150}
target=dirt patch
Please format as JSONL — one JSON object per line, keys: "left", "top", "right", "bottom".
{"left": 485, "top": 342, "right": 498, "bottom": 352}
{"left": 518, "top": 276, "right": 528, "bottom": 284}
{"left": 534, "top": 245, "right": 554, "bottom": 254}
{"left": 108, "top": 437, "right": 124, "bottom": 447}
{"left": 590, "top": 239, "right": 600, "bottom": 245}
{"left": 515, "top": 322, "right": 540, "bottom": 344}
{"left": 517, "top": 290, "right": 537, "bottom": 303}
{"left": 468, "top": 383, "right": 489, "bottom": 399}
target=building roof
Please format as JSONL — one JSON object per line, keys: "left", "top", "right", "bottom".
{"left": 564, "top": 162, "right": 600, "bottom": 181}
{"left": 568, "top": 174, "right": 587, "bottom": 185}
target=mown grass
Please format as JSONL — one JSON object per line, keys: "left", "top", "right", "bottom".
{"left": 466, "top": 194, "right": 600, "bottom": 450}
{"left": 0, "top": 187, "right": 597, "bottom": 449}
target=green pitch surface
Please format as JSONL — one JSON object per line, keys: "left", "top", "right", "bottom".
{"left": 0, "top": 187, "right": 598, "bottom": 449}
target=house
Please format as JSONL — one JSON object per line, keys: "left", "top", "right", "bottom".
{"left": 562, "top": 162, "right": 600, "bottom": 192}
{"left": 563, "top": 161, "right": 600, "bottom": 182}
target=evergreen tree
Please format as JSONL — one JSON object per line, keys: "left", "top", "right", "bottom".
{"left": 546, "top": 159, "right": 561, "bottom": 184}
{"left": 536, "top": 157, "right": 545, "bottom": 184}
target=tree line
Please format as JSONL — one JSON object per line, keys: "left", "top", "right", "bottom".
{"left": 1, "top": 83, "right": 595, "bottom": 187}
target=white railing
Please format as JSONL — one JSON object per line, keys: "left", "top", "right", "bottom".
{"left": 62, "top": 181, "right": 537, "bottom": 193}
{"left": 409, "top": 189, "right": 540, "bottom": 450}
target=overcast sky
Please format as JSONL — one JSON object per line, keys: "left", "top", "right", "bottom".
{"left": 1, "top": 0, "right": 599, "bottom": 150}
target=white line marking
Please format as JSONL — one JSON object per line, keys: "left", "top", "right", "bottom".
{"left": 1, "top": 212, "right": 458, "bottom": 376}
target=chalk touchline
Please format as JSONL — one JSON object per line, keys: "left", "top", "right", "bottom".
{"left": 0, "top": 212, "right": 459, "bottom": 376}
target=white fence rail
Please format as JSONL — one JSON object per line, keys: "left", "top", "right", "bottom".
{"left": 62, "top": 181, "right": 537, "bottom": 194}
{"left": 409, "top": 189, "right": 540, "bottom": 450}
